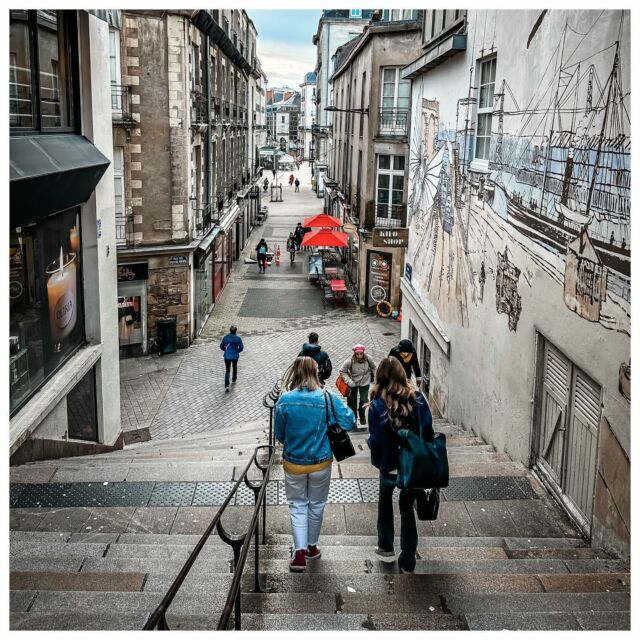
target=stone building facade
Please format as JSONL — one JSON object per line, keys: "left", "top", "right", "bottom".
{"left": 112, "top": 9, "right": 265, "bottom": 355}
{"left": 401, "top": 10, "right": 630, "bottom": 557}
{"left": 327, "top": 12, "right": 423, "bottom": 311}
{"left": 299, "top": 71, "right": 317, "bottom": 161}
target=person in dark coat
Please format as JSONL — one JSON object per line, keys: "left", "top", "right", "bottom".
{"left": 220, "top": 325, "right": 244, "bottom": 392}
{"left": 299, "top": 332, "right": 332, "bottom": 383}
{"left": 255, "top": 239, "right": 269, "bottom": 273}
{"left": 293, "top": 223, "right": 304, "bottom": 251}
{"left": 294, "top": 178, "right": 300, "bottom": 192}
{"left": 389, "top": 339, "right": 422, "bottom": 386}
{"left": 367, "top": 357, "right": 434, "bottom": 573}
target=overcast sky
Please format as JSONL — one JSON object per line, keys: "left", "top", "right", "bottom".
{"left": 250, "top": 10, "right": 322, "bottom": 90}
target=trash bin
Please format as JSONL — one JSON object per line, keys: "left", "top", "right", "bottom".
{"left": 156, "top": 317, "right": 177, "bottom": 355}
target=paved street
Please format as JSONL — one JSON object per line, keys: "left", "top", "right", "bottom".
{"left": 120, "top": 164, "right": 401, "bottom": 441}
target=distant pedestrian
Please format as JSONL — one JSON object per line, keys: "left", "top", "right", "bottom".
{"left": 389, "top": 339, "right": 422, "bottom": 387}
{"left": 272, "top": 169, "right": 276, "bottom": 179}
{"left": 275, "top": 356, "right": 356, "bottom": 572}
{"left": 299, "top": 332, "right": 332, "bottom": 384}
{"left": 287, "top": 232, "right": 296, "bottom": 264}
{"left": 256, "top": 239, "right": 269, "bottom": 273}
{"left": 294, "top": 223, "right": 304, "bottom": 251}
{"left": 220, "top": 325, "right": 244, "bottom": 392}
{"left": 289, "top": 174, "right": 295, "bottom": 186}
{"left": 263, "top": 177, "right": 269, "bottom": 191}
{"left": 368, "top": 357, "right": 434, "bottom": 573}
{"left": 294, "top": 178, "right": 300, "bottom": 192}
{"left": 339, "top": 344, "right": 376, "bottom": 426}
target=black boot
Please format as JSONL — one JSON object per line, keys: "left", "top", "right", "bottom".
{"left": 358, "top": 404, "right": 366, "bottom": 425}
{"left": 415, "top": 488, "right": 440, "bottom": 521}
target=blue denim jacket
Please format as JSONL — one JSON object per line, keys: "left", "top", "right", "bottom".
{"left": 367, "top": 391, "right": 434, "bottom": 473}
{"left": 220, "top": 334, "right": 244, "bottom": 361}
{"left": 275, "top": 388, "right": 356, "bottom": 465}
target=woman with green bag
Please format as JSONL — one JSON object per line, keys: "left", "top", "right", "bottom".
{"left": 367, "top": 357, "right": 435, "bottom": 573}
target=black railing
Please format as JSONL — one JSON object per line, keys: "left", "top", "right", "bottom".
{"left": 211, "top": 96, "right": 220, "bottom": 121}
{"left": 223, "top": 100, "right": 230, "bottom": 118}
{"left": 191, "top": 90, "right": 207, "bottom": 126}
{"left": 111, "top": 85, "right": 134, "bottom": 123}
{"left": 194, "top": 203, "right": 218, "bottom": 238}
{"left": 378, "top": 108, "right": 409, "bottom": 136}
{"left": 262, "top": 382, "right": 281, "bottom": 450}
{"left": 143, "top": 444, "right": 276, "bottom": 631}
{"left": 375, "top": 203, "right": 407, "bottom": 227}
{"left": 115, "top": 213, "right": 134, "bottom": 247}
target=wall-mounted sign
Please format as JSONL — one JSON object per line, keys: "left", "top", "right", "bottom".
{"left": 169, "top": 255, "right": 188, "bottom": 266}
{"left": 373, "top": 227, "right": 409, "bottom": 248}
{"left": 366, "top": 250, "right": 392, "bottom": 308}
{"left": 405, "top": 262, "right": 413, "bottom": 282}
{"left": 117, "top": 262, "right": 148, "bottom": 282}
{"left": 343, "top": 223, "right": 358, "bottom": 235}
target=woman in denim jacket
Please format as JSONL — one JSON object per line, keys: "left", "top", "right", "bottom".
{"left": 275, "top": 356, "right": 356, "bottom": 571}
{"left": 367, "top": 357, "right": 434, "bottom": 573}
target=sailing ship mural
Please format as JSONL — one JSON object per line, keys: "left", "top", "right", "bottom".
{"left": 407, "top": 10, "right": 629, "bottom": 335}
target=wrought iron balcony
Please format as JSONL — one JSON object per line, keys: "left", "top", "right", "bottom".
{"left": 193, "top": 203, "right": 218, "bottom": 238}
{"left": 191, "top": 90, "right": 207, "bottom": 126}
{"left": 111, "top": 85, "right": 135, "bottom": 125}
{"left": 223, "top": 100, "right": 230, "bottom": 118}
{"left": 375, "top": 203, "right": 407, "bottom": 228}
{"left": 378, "top": 108, "right": 409, "bottom": 136}
{"left": 115, "top": 213, "right": 135, "bottom": 247}
{"left": 211, "top": 96, "right": 220, "bottom": 122}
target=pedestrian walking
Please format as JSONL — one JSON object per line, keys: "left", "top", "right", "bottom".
{"left": 255, "top": 239, "right": 269, "bottom": 273}
{"left": 272, "top": 168, "right": 276, "bottom": 179}
{"left": 293, "top": 223, "right": 304, "bottom": 251}
{"left": 286, "top": 232, "right": 296, "bottom": 265}
{"left": 219, "top": 325, "right": 244, "bottom": 392}
{"left": 299, "top": 332, "right": 332, "bottom": 384}
{"left": 389, "top": 339, "right": 422, "bottom": 387}
{"left": 263, "top": 177, "right": 269, "bottom": 192}
{"left": 339, "top": 344, "right": 376, "bottom": 425}
{"left": 367, "top": 357, "right": 434, "bottom": 573}
{"left": 294, "top": 178, "right": 300, "bottom": 192}
{"left": 289, "top": 174, "right": 295, "bottom": 186}
{"left": 275, "top": 356, "right": 356, "bottom": 571}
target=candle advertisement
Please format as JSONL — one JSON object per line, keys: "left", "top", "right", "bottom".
{"left": 36, "top": 208, "right": 84, "bottom": 366}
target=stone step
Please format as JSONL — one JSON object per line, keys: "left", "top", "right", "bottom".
{"left": 10, "top": 612, "right": 151, "bottom": 631}
{"left": 10, "top": 571, "right": 146, "bottom": 592}
{"left": 463, "top": 611, "right": 631, "bottom": 631}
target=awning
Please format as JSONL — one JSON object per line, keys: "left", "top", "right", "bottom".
{"left": 10, "top": 134, "right": 110, "bottom": 227}
{"left": 88, "top": 9, "right": 121, "bottom": 29}
{"left": 196, "top": 226, "right": 221, "bottom": 255}
{"left": 303, "top": 213, "right": 342, "bottom": 228}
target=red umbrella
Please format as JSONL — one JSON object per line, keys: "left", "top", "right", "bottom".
{"left": 301, "top": 229, "right": 349, "bottom": 248}
{"left": 303, "top": 213, "right": 342, "bottom": 228}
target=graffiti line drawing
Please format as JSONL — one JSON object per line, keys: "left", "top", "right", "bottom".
{"left": 495, "top": 247, "right": 522, "bottom": 331}
{"left": 407, "top": 10, "right": 629, "bottom": 336}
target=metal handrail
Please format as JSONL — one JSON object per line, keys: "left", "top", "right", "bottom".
{"left": 143, "top": 444, "right": 275, "bottom": 631}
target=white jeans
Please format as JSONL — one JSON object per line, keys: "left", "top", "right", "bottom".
{"left": 284, "top": 465, "right": 332, "bottom": 550}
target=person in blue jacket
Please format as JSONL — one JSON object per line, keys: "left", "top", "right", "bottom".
{"left": 220, "top": 325, "right": 244, "bottom": 392}
{"left": 275, "top": 356, "right": 356, "bottom": 572}
{"left": 367, "top": 356, "right": 434, "bottom": 573}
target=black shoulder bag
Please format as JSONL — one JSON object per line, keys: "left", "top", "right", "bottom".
{"left": 324, "top": 391, "right": 355, "bottom": 461}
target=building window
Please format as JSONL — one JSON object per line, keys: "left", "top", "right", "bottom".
{"left": 376, "top": 155, "right": 405, "bottom": 225}
{"left": 10, "top": 207, "right": 85, "bottom": 416}
{"left": 113, "top": 147, "right": 126, "bottom": 245}
{"left": 380, "top": 67, "right": 409, "bottom": 134}
{"left": 350, "top": 9, "right": 362, "bottom": 18}
{"left": 10, "top": 9, "right": 76, "bottom": 131}
{"left": 360, "top": 71, "right": 366, "bottom": 137}
{"left": 109, "top": 29, "right": 122, "bottom": 112}
{"left": 474, "top": 57, "right": 497, "bottom": 162}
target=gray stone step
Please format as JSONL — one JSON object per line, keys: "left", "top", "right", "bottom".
{"left": 464, "top": 612, "right": 583, "bottom": 630}
{"left": 10, "top": 612, "right": 151, "bottom": 631}
{"left": 240, "top": 613, "right": 369, "bottom": 630}
{"left": 444, "top": 592, "right": 630, "bottom": 614}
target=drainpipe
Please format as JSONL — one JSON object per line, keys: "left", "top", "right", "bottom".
{"left": 205, "top": 31, "right": 212, "bottom": 221}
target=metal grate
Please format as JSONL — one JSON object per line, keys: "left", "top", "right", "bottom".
{"left": 192, "top": 482, "right": 236, "bottom": 506}
{"left": 443, "top": 476, "right": 537, "bottom": 501}
{"left": 10, "top": 484, "right": 26, "bottom": 507}
{"left": 148, "top": 483, "right": 197, "bottom": 507}
{"left": 327, "top": 479, "right": 362, "bottom": 503}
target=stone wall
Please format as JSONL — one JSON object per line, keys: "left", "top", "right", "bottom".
{"left": 147, "top": 265, "right": 190, "bottom": 350}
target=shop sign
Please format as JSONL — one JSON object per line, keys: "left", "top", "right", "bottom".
{"left": 372, "top": 227, "right": 409, "bottom": 248}
{"left": 169, "top": 255, "right": 188, "bottom": 266}
{"left": 117, "top": 262, "right": 148, "bottom": 282}
{"left": 366, "top": 250, "right": 392, "bottom": 308}
{"left": 405, "top": 262, "right": 413, "bottom": 282}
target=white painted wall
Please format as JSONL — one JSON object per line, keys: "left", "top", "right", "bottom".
{"left": 404, "top": 9, "right": 630, "bottom": 463}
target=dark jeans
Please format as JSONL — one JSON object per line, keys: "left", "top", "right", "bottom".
{"left": 348, "top": 385, "right": 369, "bottom": 423}
{"left": 377, "top": 472, "right": 419, "bottom": 572}
{"left": 257, "top": 255, "right": 266, "bottom": 272}
{"left": 224, "top": 359, "right": 238, "bottom": 388}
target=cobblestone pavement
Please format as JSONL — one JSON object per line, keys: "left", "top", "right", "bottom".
{"left": 120, "top": 164, "right": 401, "bottom": 440}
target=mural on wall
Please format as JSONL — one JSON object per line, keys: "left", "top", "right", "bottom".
{"left": 407, "top": 10, "right": 630, "bottom": 336}
{"left": 495, "top": 247, "right": 522, "bottom": 331}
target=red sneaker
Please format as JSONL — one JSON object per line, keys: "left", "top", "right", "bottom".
{"left": 289, "top": 549, "right": 307, "bottom": 572}
{"left": 306, "top": 544, "right": 322, "bottom": 560}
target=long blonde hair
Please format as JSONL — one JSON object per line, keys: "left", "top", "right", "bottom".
{"left": 282, "top": 356, "right": 321, "bottom": 391}
{"left": 369, "top": 357, "right": 416, "bottom": 427}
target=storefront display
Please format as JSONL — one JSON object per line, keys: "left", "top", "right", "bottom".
{"left": 194, "top": 249, "right": 213, "bottom": 334}
{"left": 366, "top": 250, "right": 392, "bottom": 309}
{"left": 117, "top": 264, "right": 147, "bottom": 355}
{"left": 10, "top": 207, "right": 85, "bottom": 415}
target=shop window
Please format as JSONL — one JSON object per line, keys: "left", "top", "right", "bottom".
{"left": 474, "top": 56, "right": 497, "bottom": 162}
{"left": 9, "top": 10, "right": 76, "bottom": 131}
{"left": 67, "top": 366, "right": 98, "bottom": 441}
{"left": 10, "top": 207, "right": 85, "bottom": 416}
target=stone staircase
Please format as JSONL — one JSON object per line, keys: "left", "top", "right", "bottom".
{"left": 10, "top": 419, "right": 630, "bottom": 631}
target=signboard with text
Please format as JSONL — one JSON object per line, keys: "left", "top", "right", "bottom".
{"left": 169, "top": 255, "right": 188, "bottom": 266}
{"left": 372, "top": 227, "right": 409, "bottom": 248}
{"left": 366, "top": 250, "right": 392, "bottom": 308}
